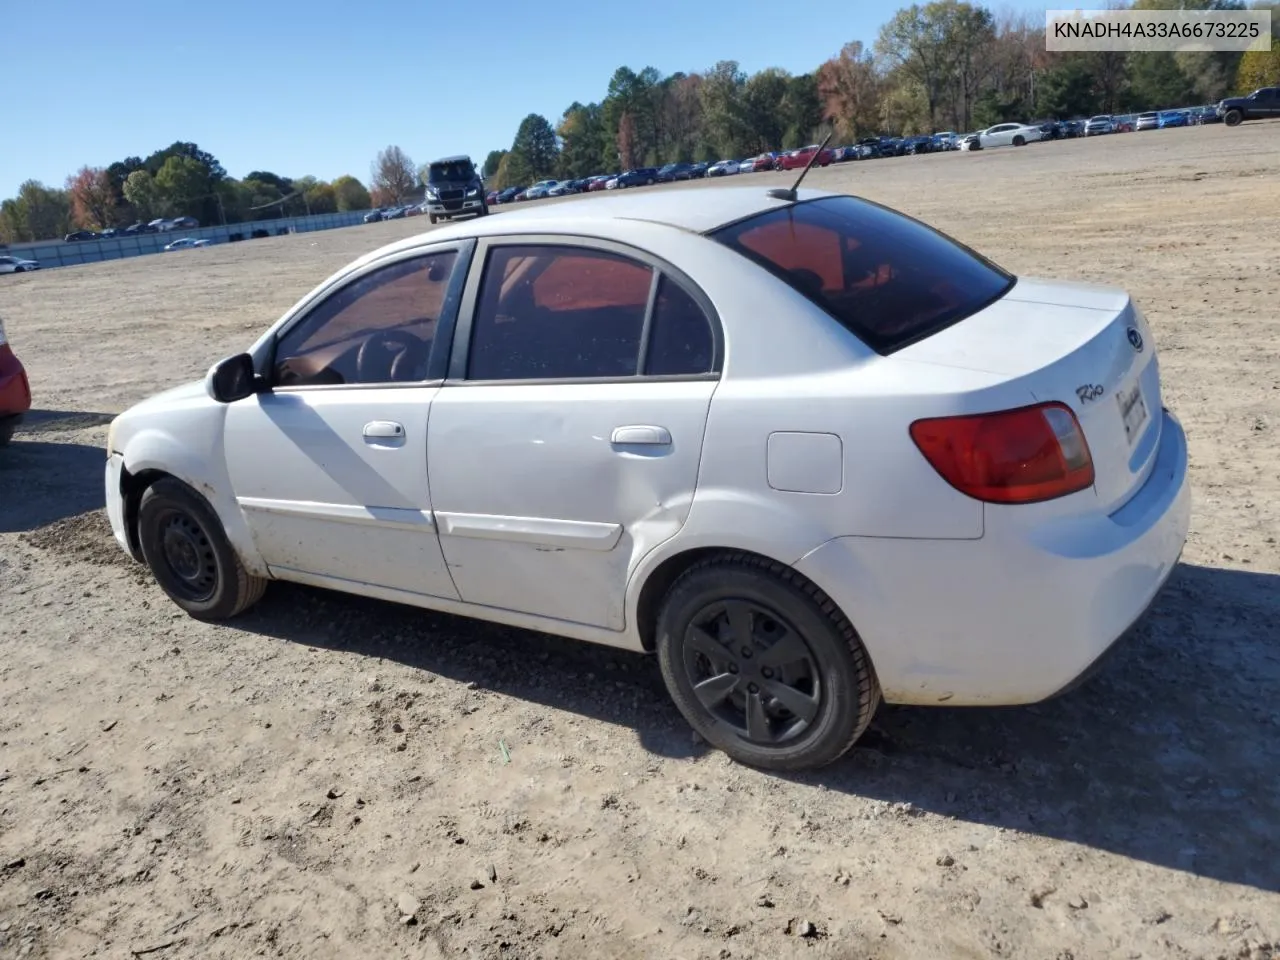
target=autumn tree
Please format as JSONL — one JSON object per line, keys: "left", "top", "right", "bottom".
{"left": 700, "top": 60, "right": 750, "bottom": 157}
{"left": 616, "top": 112, "right": 639, "bottom": 169}
{"left": 66, "top": 166, "right": 116, "bottom": 230}
{"left": 370, "top": 145, "right": 417, "bottom": 204}
{"left": 332, "top": 175, "right": 372, "bottom": 211}
{"left": 123, "top": 170, "right": 162, "bottom": 220}
{"left": 1235, "top": 37, "right": 1280, "bottom": 91}
{"left": 0, "top": 181, "right": 72, "bottom": 242}
{"left": 819, "top": 42, "right": 882, "bottom": 139}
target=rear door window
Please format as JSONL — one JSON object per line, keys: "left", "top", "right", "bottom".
{"left": 710, "top": 195, "right": 1013, "bottom": 354}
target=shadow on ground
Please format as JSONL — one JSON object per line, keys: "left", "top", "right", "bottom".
{"left": 0, "top": 423, "right": 108, "bottom": 533}
{"left": 230, "top": 560, "right": 1279, "bottom": 893}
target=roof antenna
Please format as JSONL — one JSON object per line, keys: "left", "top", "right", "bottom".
{"left": 768, "top": 130, "right": 834, "bottom": 203}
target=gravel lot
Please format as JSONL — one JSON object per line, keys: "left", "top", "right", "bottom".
{"left": 1, "top": 123, "right": 1278, "bottom": 960}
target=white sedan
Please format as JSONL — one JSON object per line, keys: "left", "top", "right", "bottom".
{"left": 0, "top": 255, "right": 40, "bottom": 274}
{"left": 163, "top": 237, "right": 212, "bottom": 252}
{"left": 977, "top": 122, "right": 1044, "bottom": 148}
{"left": 104, "top": 185, "right": 1190, "bottom": 770}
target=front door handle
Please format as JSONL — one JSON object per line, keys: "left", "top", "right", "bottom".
{"left": 611, "top": 425, "right": 671, "bottom": 446}
{"left": 363, "top": 420, "right": 405, "bottom": 439}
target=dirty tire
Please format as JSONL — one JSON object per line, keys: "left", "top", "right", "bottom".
{"left": 137, "top": 477, "right": 267, "bottom": 621}
{"left": 1223, "top": 109, "right": 1242, "bottom": 127}
{"left": 656, "top": 553, "right": 880, "bottom": 771}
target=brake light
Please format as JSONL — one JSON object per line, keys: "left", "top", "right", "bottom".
{"left": 909, "top": 402, "right": 1094, "bottom": 504}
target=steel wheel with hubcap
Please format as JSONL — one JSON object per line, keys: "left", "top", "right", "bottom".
{"left": 137, "top": 477, "right": 268, "bottom": 620}
{"left": 656, "top": 553, "right": 880, "bottom": 771}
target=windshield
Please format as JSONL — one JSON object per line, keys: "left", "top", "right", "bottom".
{"left": 428, "top": 161, "right": 474, "bottom": 183}
{"left": 710, "top": 195, "right": 1014, "bottom": 354}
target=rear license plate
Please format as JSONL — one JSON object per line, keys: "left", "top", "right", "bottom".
{"left": 1117, "top": 381, "right": 1148, "bottom": 444}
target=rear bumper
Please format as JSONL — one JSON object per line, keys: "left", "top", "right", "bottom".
{"left": 795, "top": 408, "right": 1191, "bottom": 706}
{"left": 0, "top": 345, "right": 33, "bottom": 417}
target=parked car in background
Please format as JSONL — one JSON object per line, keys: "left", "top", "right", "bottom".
{"left": 614, "top": 168, "right": 660, "bottom": 187}
{"left": 932, "top": 132, "right": 959, "bottom": 150}
{"left": 1060, "top": 119, "right": 1086, "bottom": 137}
{"left": 103, "top": 185, "right": 1190, "bottom": 772}
{"left": 0, "top": 255, "right": 40, "bottom": 274}
{"left": 523, "top": 180, "right": 561, "bottom": 200}
{"left": 171, "top": 216, "right": 200, "bottom": 229}
{"left": 384, "top": 206, "right": 408, "bottom": 220}
{"left": 0, "top": 315, "right": 32, "bottom": 446}
{"left": 65, "top": 230, "right": 99, "bottom": 242}
{"left": 496, "top": 186, "right": 525, "bottom": 203}
{"left": 1135, "top": 112, "right": 1159, "bottom": 131}
{"left": 1085, "top": 115, "right": 1114, "bottom": 135}
{"left": 978, "top": 122, "right": 1044, "bottom": 148}
{"left": 1216, "top": 87, "right": 1279, "bottom": 125}
{"left": 1158, "top": 111, "right": 1188, "bottom": 129}
{"left": 706, "top": 160, "right": 740, "bottom": 177}
{"left": 657, "top": 162, "right": 697, "bottom": 182}
{"left": 163, "top": 237, "right": 212, "bottom": 251}
{"left": 586, "top": 176, "right": 613, "bottom": 192}
{"left": 751, "top": 153, "right": 779, "bottom": 172}
{"left": 363, "top": 209, "right": 384, "bottom": 223}
{"left": 776, "top": 144, "right": 834, "bottom": 170}
{"left": 959, "top": 133, "right": 983, "bottom": 151}
{"left": 688, "top": 162, "right": 710, "bottom": 178}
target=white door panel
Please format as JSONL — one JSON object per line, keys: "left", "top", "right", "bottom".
{"left": 224, "top": 387, "right": 458, "bottom": 599}
{"left": 427, "top": 380, "right": 716, "bottom": 629}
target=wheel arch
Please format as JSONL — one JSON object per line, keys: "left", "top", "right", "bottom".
{"left": 631, "top": 544, "right": 861, "bottom": 657}
{"left": 120, "top": 432, "right": 269, "bottom": 577}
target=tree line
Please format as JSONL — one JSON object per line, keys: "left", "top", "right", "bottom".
{"left": 4, "top": 0, "right": 1277, "bottom": 242}
{"left": 482, "top": 0, "right": 1279, "bottom": 187}
{"left": 0, "top": 142, "right": 373, "bottom": 244}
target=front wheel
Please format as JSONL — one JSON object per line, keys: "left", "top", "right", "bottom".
{"left": 1223, "top": 109, "right": 1242, "bottom": 127}
{"left": 137, "top": 478, "right": 267, "bottom": 621}
{"left": 656, "top": 554, "right": 880, "bottom": 771}
{"left": 428, "top": 214, "right": 437, "bottom": 224}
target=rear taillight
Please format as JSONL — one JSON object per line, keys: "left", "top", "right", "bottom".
{"left": 909, "top": 402, "right": 1095, "bottom": 504}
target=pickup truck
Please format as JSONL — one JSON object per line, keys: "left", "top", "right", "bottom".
{"left": 1215, "top": 87, "right": 1280, "bottom": 126}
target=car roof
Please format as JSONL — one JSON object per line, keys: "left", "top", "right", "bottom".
{"left": 432, "top": 155, "right": 471, "bottom": 164}
{"left": 357, "top": 186, "right": 839, "bottom": 266}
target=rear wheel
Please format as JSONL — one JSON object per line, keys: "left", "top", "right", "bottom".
{"left": 655, "top": 554, "right": 880, "bottom": 771}
{"left": 137, "top": 478, "right": 267, "bottom": 620}
{"left": 1223, "top": 109, "right": 1242, "bottom": 126}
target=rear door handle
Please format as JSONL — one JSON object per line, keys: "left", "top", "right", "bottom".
{"left": 611, "top": 425, "right": 671, "bottom": 446}
{"left": 363, "top": 420, "right": 405, "bottom": 439}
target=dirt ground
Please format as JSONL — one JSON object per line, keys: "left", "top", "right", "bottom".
{"left": 2, "top": 123, "right": 1278, "bottom": 960}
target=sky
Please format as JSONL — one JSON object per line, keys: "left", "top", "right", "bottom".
{"left": 4, "top": 0, "right": 1052, "bottom": 197}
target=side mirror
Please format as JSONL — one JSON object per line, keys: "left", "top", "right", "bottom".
{"left": 206, "top": 353, "right": 261, "bottom": 404}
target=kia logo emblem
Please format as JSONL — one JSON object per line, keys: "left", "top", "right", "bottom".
{"left": 1127, "top": 327, "right": 1144, "bottom": 352}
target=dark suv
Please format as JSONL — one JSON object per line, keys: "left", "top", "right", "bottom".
{"left": 424, "top": 155, "right": 488, "bottom": 223}
{"left": 615, "top": 167, "right": 659, "bottom": 188}
{"left": 1215, "top": 87, "right": 1280, "bottom": 126}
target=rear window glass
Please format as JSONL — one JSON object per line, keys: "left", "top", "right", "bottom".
{"left": 709, "top": 196, "right": 1013, "bottom": 353}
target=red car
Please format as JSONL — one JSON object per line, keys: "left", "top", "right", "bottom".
{"left": 0, "top": 316, "right": 32, "bottom": 446}
{"left": 775, "top": 145, "right": 834, "bottom": 171}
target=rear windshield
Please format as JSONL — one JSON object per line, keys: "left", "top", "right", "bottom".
{"left": 709, "top": 195, "right": 1013, "bottom": 354}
